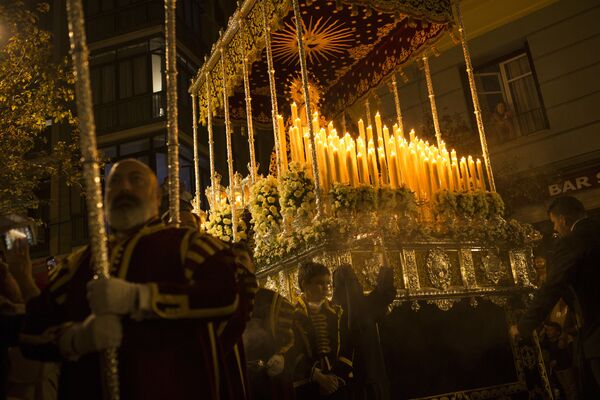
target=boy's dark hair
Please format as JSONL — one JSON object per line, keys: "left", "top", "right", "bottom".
{"left": 547, "top": 196, "right": 586, "bottom": 225}
{"left": 298, "top": 261, "right": 330, "bottom": 292}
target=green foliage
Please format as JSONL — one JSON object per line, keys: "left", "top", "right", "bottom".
{"left": 0, "top": 1, "right": 80, "bottom": 215}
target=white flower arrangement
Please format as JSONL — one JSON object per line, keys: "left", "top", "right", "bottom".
{"left": 249, "top": 175, "right": 282, "bottom": 237}
{"left": 278, "top": 161, "right": 315, "bottom": 220}
{"left": 203, "top": 202, "right": 248, "bottom": 243}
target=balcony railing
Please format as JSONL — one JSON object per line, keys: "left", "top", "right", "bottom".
{"left": 95, "top": 91, "right": 166, "bottom": 133}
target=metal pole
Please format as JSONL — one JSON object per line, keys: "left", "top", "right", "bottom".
{"left": 454, "top": 1, "right": 496, "bottom": 191}
{"left": 192, "top": 93, "right": 201, "bottom": 210}
{"left": 165, "top": 0, "right": 180, "bottom": 225}
{"left": 292, "top": 0, "right": 323, "bottom": 216}
{"left": 239, "top": 20, "right": 257, "bottom": 183}
{"left": 422, "top": 55, "right": 443, "bottom": 148}
{"left": 221, "top": 49, "right": 238, "bottom": 241}
{"left": 64, "top": 1, "right": 119, "bottom": 398}
{"left": 389, "top": 74, "right": 405, "bottom": 138}
{"left": 205, "top": 76, "right": 217, "bottom": 208}
{"left": 262, "top": 1, "right": 281, "bottom": 177}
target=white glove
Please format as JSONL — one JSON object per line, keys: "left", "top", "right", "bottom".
{"left": 266, "top": 354, "right": 285, "bottom": 377}
{"left": 87, "top": 277, "right": 145, "bottom": 316}
{"left": 59, "top": 314, "right": 122, "bottom": 360}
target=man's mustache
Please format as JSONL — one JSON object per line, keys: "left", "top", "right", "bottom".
{"left": 110, "top": 193, "right": 141, "bottom": 208}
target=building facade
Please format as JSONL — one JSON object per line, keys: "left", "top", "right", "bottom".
{"left": 368, "top": 0, "right": 600, "bottom": 234}
{"left": 37, "top": 0, "right": 236, "bottom": 258}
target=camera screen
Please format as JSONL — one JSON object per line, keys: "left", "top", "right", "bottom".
{"left": 3, "top": 227, "right": 34, "bottom": 250}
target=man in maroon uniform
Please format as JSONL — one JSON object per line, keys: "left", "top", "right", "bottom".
{"left": 20, "top": 159, "right": 256, "bottom": 400}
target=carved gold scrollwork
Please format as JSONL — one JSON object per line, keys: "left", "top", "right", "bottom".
{"left": 426, "top": 248, "right": 452, "bottom": 290}
{"left": 401, "top": 249, "right": 420, "bottom": 292}
{"left": 520, "top": 345, "right": 536, "bottom": 370}
{"left": 264, "top": 275, "right": 277, "bottom": 292}
{"left": 426, "top": 298, "right": 459, "bottom": 311}
{"left": 487, "top": 295, "right": 509, "bottom": 308}
{"left": 509, "top": 250, "right": 533, "bottom": 287}
{"left": 458, "top": 248, "right": 476, "bottom": 288}
{"left": 480, "top": 249, "right": 507, "bottom": 285}
{"left": 278, "top": 270, "right": 290, "bottom": 299}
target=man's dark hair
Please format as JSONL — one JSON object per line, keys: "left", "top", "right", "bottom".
{"left": 298, "top": 261, "right": 330, "bottom": 292}
{"left": 547, "top": 196, "right": 586, "bottom": 225}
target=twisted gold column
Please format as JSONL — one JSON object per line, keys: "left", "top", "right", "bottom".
{"left": 192, "top": 94, "right": 201, "bottom": 209}
{"left": 165, "top": 0, "right": 180, "bottom": 225}
{"left": 389, "top": 74, "right": 405, "bottom": 138}
{"left": 65, "top": 0, "right": 119, "bottom": 398}
{"left": 239, "top": 20, "right": 257, "bottom": 183}
{"left": 262, "top": 1, "right": 281, "bottom": 177}
{"left": 292, "top": 0, "right": 323, "bottom": 216}
{"left": 221, "top": 49, "right": 238, "bottom": 241}
{"left": 422, "top": 55, "right": 442, "bottom": 148}
{"left": 205, "top": 75, "right": 217, "bottom": 207}
{"left": 454, "top": 1, "right": 496, "bottom": 191}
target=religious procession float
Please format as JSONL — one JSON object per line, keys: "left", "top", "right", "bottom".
{"left": 187, "top": 0, "right": 552, "bottom": 398}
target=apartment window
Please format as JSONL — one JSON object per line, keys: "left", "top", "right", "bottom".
{"left": 90, "top": 38, "right": 165, "bottom": 131}
{"left": 475, "top": 51, "right": 548, "bottom": 144}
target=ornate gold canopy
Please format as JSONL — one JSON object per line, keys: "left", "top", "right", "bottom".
{"left": 189, "top": 0, "right": 453, "bottom": 124}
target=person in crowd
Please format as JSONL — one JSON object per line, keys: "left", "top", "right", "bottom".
{"left": 332, "top": 264, "right": 396, "bottom": 400}
{"left": 19, "top": 159, "right": 257, "bottom": 400}
{"left": 1, "top": 237, "right": 60, "bottom": 400}
{"left": 243, "top": 287, "right": 295, "bottom": 399}
{"left": 290, "top": 261, "right": 353, "bottom": 399}
{"left": 510, "top": 196, "right": 600, "bottom": 397}
{"left": 539, "top": 321, "right": 572, "bottom": 398}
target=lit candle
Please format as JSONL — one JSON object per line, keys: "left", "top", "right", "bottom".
{"left": 333, "top": 146, "right": 342, "bottom": 184}
{"left": 291, "top": 102, "right": 298, "bottom": 122}
{"left": 389, "top": 150, "right": 399, "bottom": 189}
{"left": 409, "top": 149, "right": 421, "bottom": 199}
{"left": 430, "top": 158, "right": 440, "bottom": 194}
{"left": 383, "top": 125, "right": 391, "bottom": 161}
{"left": 468, "top": 156, "right": 477, "bottom": 192}
{"left": 346, "top": 148, "right": 358, "bottom": 187}
{"left": 437, "top": 157, "right": 447, "bottom": 190}
{"left": 358, "top": 119, "right": 367, "bottom": 145}
{"left": 460, "top": 157, "right": 470, "bottom": 192}
{"left": 277, "top": 115, "right": 288, "bottom": 172}
{"left": 357, "top": 151, "right": 369, "bottom": 185}
{"left": 323, "top": 141, "right": 335, "bottom": 185}
{"left": 476, "top": 158, "right": 486, "bottom": 191}
{"left": 452, "top": 161, "right": 461, "bottom": 191}
{"left": 316, "top": 140, "right": 328, "bottom": 192}
{"left": 375, "top": 112, "right": 383, "bottom": 146}
{"left": 378, "top": 147, "right": 389, "bottom": 186}
{"left": 422, "top": 157, "right": 432, "bottom": 201}
{"left": 409, "top": 129, "right": 416, "bottom": 143}
{"left": 368, "top": 147, "right": 379, "bottom": 188}
{"left": 288, "top": 127, "right": 297, "bottom": 163}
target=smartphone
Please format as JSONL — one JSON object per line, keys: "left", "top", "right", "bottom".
{"left": 3, "top": 226, "right": 35, "bottom": 250}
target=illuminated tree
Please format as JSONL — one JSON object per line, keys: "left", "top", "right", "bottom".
{"left": 0, "top": 1, "right": 79, "bottom": 215}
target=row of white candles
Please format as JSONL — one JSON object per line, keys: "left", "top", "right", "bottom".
{"left": 276, "top": 103, "right": 487, "bottom": 202}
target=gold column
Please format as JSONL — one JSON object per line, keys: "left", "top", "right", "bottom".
{"left": 64, "top": 0, "right": 119, "bottom": 398}
{"left": 205, "top": 75, "right": 217, "bottom": 208}
{"left": 262, "top": 1, "right": 281, "bottom": 177}
{"left": 220, "top": 49, "right": 238, "bottom": 241}
{"left": 422, "top": 55, "right": 442, "bottom": 148}
{"left": 292, "top": 0, "right": 323, "bottom": 216}
{"left": 454, "top": 1, "right": 496, "bottom": 191}
{"left": 239, "top": 20, "right": 257, "bottom": 183}
{"left": 364, "top": 98, "right": 372, "bottom": 128}
{"left": 389, "top": 74, "right": 405, "bottom": 138}
{"left": 165, "top": 0, "right": 180, "bottom": 226}
{"left": 191, "top": 93, "right": 201, "bottom": 209}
